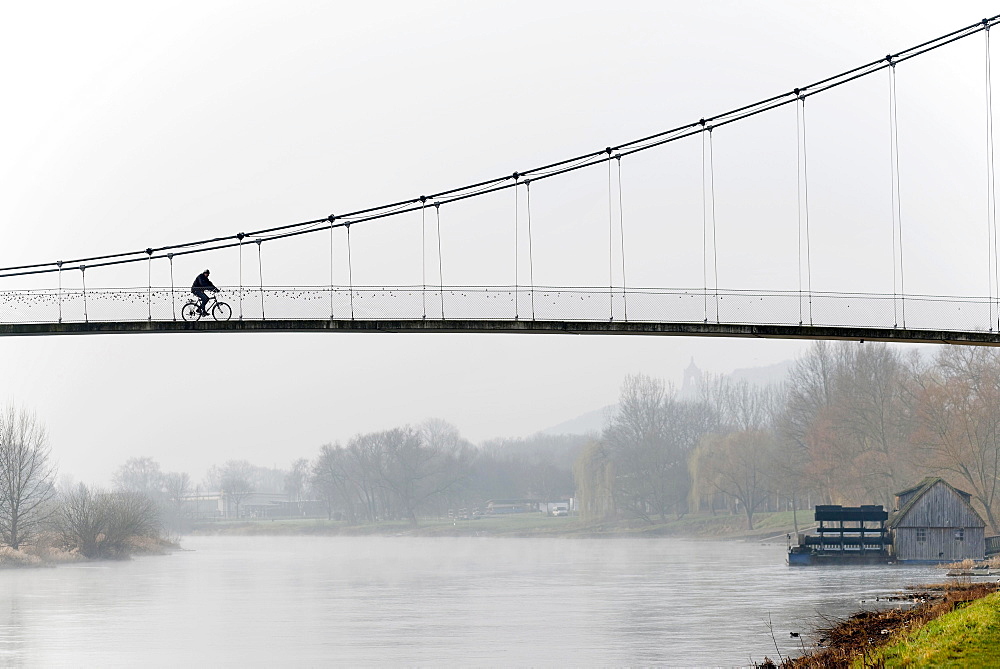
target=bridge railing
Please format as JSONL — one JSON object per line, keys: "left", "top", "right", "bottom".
{"left": 1, "top": 285, "right": 998, "bottom": 332}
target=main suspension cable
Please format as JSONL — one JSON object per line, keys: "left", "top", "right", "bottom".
{"left": 0, "top": 15, "right": 996, "bottom": 285}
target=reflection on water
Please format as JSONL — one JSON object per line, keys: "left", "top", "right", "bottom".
{"left": 0, "top": 535, "right": 940, "bottom": 666}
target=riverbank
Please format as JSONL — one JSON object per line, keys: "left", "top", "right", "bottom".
{"left": 188, "top": 509, "right": 807, "bottom": 540}
{"left": 0, "top": 535, "right": 178, "bottom": 568}
{"left": 781, "top": 581, "right": 1000, "bottom": 667}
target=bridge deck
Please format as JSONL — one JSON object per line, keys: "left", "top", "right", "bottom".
{"left": 2, "top": 319, "right": 999, "bottom": 346}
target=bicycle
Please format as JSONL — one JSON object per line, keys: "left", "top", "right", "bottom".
{"left": 181, "top": 292, "right": 233, "bottom": 322}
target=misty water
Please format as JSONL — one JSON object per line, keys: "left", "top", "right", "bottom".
{"left": 0, "top": 535, "right": 943, "bottom": 667}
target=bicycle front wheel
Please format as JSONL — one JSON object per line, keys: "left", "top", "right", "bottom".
{"left": 181, "top": 303, "right": 201, "bottom": 322}
{"left": 212, "top": 301, "right": 233, "bottom": 321}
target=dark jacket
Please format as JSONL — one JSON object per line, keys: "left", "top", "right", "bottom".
{"left": 192, "top": 272, "right": 217, "bottom": 292}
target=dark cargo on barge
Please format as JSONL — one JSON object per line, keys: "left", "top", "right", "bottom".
{"left": 787, "top": 505, "right": 892, "bottom": 565}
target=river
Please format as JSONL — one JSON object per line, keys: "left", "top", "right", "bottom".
{"left": 0, "top": 535, "right": 943, "bottom": 667}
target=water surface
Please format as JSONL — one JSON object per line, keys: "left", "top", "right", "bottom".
{"left": 0, "top": 535, "right": 941, "bottom": 666}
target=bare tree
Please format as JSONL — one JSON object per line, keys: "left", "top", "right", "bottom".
{"left": 379, "top": 427, "right": 471, "bottom": 525}
{"left": 777, "top": 341, "right": 918, "bottom": 507}
{"left": 311, "top": 444, "right": 360, "bottom": 523}
{"left": 163, "top": 471, "right": 191, "bottom": 504}
{"left": 56, "top": 484, "right": 160, "bottom": 558}
{"left": 602, "top": 374, "right": 715, "bottom": 521}
{"left": 160, "top": 471, "right": 192, "bottom": 530}
{"left": 202, "top": 464, "right": 223, "bottom": 492}
{"left": 912, "top": 347, "right": 1000, "bottom": 531}
{"left": 827, "top": 344, "right": 917, "bottom": 507}
{"left": 57, "top": 483, "right": 104, "bottom": 557}
{"left": 347, "top": 433, "right": 391, "bottom": 523}
{"left": 696, "top": 429, "right": 779, "bottom": 530}
{"left": 220, "top": 460, "right": 255, "bottom": 518}
{"left": 780, "top": 341, "right": 838, "bottom": 503}
{"left": 0, "top": 404, "right": 56, "bottom": 549}
{"left": 284, "top": 458, "right": 310, "bottom": 505}
{"left": 112, "top": 456, "right": 164, "bottom": 496}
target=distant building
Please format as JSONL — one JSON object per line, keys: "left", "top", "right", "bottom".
{"left": 179, "top": 491, "right": 324, "bottom": 520}
{"left": 679, "top": 357, "right": 703, "bottom": 400}
{"left": 486, "top": 499, "right": 539, "bottom": 514}
{"left": 889, "top": 478, "right": 986, "bottom": 563}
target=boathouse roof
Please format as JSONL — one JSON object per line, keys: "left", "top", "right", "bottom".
{"left": 889, "top": 477, "right": 985, "bottom": 529}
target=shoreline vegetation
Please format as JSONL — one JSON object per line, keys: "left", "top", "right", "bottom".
{"left": 771, "top": 582, "right": 1000, "bottom": 667}
{"left": 0, "top": 534, "right": 178, "bottom": 569}
{"left": 186, "top": 508, "right": 808, "bottom": 540}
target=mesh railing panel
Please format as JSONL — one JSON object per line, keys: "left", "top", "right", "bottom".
{"left": 1, "top": 286, "right": 998, "bottom": 333}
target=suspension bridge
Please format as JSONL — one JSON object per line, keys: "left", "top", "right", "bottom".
{"left": 5, "top": 15, "right": 1000, "bottom": 346}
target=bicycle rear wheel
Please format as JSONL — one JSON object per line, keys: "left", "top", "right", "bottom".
{"left": 212, "top": 301, "right": 233, "bottom": 321}
{"left": 181, "top": 302, "right": 201, "bottom": 322}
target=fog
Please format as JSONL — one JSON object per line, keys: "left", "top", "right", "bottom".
{"left": 0, "top": 1, "right": 992, "bottom": 485}
{"left": 0, "top": 535, "right": 943, "bottom": 665}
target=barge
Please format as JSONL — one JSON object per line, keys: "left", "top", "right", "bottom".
{"left": 787, "top": 504, "right": 893, "bottom": 565}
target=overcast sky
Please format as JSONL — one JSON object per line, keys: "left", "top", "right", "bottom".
{"left": 1, "top": 1, "right": 996, "bottom": 485}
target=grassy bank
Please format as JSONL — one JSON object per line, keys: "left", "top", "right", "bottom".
{"left": 784, "top": 583, "right": 1000, "bottom": 667}
{"left": 189, "top": 509, "right": 805, "bottom": 540}
{"left": 871, "top": 589, "right": 1000, "bottom": 667}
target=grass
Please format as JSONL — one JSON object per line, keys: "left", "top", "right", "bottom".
{"left": 785, "top": 583, "right": 1000, "bottom": 667}
{"left": 872, "top": 591, "right": 1000, "bottom": 667}
{"left": 191, "top": 513, "right": 583, "bottom": 537}
{"left": 190, "top": 509, "right": 806, "bottom": 539}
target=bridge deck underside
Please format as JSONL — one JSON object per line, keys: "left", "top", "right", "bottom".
{"left": 2, "top": 319, "right": 999, "bottom": 346}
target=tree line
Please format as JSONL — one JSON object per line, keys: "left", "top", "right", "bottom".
{"left": 12, "top": 338, "right": 995, "bottom": 551}
{"left": 0, "top": 404, "right": 163, "bottom": 558}
{"left": 309, "top": 420, "right": 578, "bottom": 524}
{"left": 576, "top": 342, "right": 1000, "bottom": 533}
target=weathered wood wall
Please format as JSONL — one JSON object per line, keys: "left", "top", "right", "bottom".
{"left": 894, "top": 527, "right": 985, "bottom": 561}
{"left": 893, "top": 481, "right": 986, "bottom": 561}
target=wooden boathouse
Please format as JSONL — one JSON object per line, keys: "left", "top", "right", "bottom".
{"left": 888, "top": 478, "right": 986, "bottom": 563}
{"left": 787, "top": 505, "right": 892, "bottom": 565}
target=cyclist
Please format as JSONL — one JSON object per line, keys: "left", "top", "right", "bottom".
{"left": 191, "top": 269, "right": 218, "bottom": 315}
